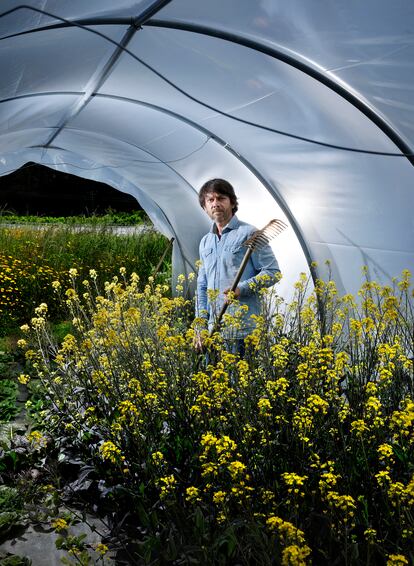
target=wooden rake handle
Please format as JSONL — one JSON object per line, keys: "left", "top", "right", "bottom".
{"left": 209, "top": 247, "right": 253, "bottom": 336}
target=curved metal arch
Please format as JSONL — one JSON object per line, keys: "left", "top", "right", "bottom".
{"left": 19, "top": 1, "right": 174, "bottom": 148}
{"left": 58, "top": 125, "right": 201, "bottom": 279}
{"left": 0, "top": 89, "right": 317, "bottom": 282}
{"left": 144, "top": 19, "right": 414, "bottom": 166}
{"left": 44, "top": 24, "right": 139, "bottom": 147}
{"left": 0, "top": 10, "right": 412, "bottom": 159}
{"left": 0, "top": 2, "right": 172, "bottom": 35}
{"left": 29, "top": 142, "right": 193, "bottom": 278}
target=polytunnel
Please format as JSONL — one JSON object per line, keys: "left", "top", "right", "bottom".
{"left": 1, "top": 1, "right": 414, "bottom": 300}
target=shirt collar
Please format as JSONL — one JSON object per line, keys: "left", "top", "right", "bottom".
{"left": 210, "top": 214, "right": 240, "bottom": 235}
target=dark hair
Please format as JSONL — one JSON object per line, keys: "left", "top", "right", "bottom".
{"left": 198, "top": 178, "right": 238, "bottom": 214}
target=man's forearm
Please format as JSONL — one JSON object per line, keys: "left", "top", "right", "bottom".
{"left": 238, "top": 244, "right": 280, "bottom": 297}
{"left": 238, "top": 270, "right": 280, "bottom": 297}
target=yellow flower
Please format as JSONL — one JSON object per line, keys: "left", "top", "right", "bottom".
{"left": 151, "top": 451, "right": 164, "bottom": 465}
{"left": 387, "top": 555, "right": 409, "bottom": 566}
{"left": 51, "top": 518, "right": 68, "bottom": 532}
{"left": 227, "top": 460, "right": 247, "bottom": 479}
{"left": 266, "top": 515, "right": 306, "bottom": 545}
{"left": 307, "top": 394, "right": 329, "bottom": 415}
{"left": 378, "top": 443, "right": 394, "bottom": 462}
{"left": 350, "top": 419, "right": 369, "bottom": 436}
{"left": 365, "top": 396, "right": 382, "bottom": 417}
{"left": 375, "top": 470, "right": 391, "bottom": 487}
{"left": 95, "top": 543, "right": 109, "bottom": 556}
{"left": 292, "top": 406, "right": 313, "bottom": 443}
{"left": 200, "top": 432, "right": 218, "bottom": 450}
{"left": 257, "top": 397, "right": 272, "bottom": 416}
{"left": 34, "top": 302, "right": 48, "bottom": 315}
{"left": 65, "top": 288, "right": 78, "bottom": 300}
{"left": 282, "top": 472, "right": 308, "bottom": 498}
{"left": 99, "top": 441, "right": 123, "bottom": 464}
{"left": 405, "top": 475, "right": 414, "bottom": 505}
{"left": 387, "top": 481, "right": 406, "bottom": 507}
{"left": 325, "top": 492, "right": 356, "bottom": 524}
{"left": 158, "top": 474, "right": 177, "bottom": 499}
{"left": 364, "top": 528, "right": 377, "bottom": 543}
{"left": 365, "top": 382, "right": 378, "bottom": 395}
{"left": 30, "top": 316, "right": 46, "bottom": 329}
{"left": 390, "top": 399, "right": 414, "bottom": 439}
{"left": 212, "top": 490, "right": 227, "bottom": 504}
{"left": 266, "top": 515, "right": 283, "bottom": 531}
{"left": 281, "top": 544, "right": 311, "bottom": 566}
{"left": 185, "top": 486, "right": 201, "bottom": 503}
{"left": 27, "top": 430, "right": 47, "bottom": 448}
{"left": 319, "top": 471, "right": 340, "bottom": 495}
{"left": 18, "top": 373, "right": 30, "bottom": 385}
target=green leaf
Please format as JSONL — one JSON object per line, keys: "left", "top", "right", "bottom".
{"left": 0, "top": 554, "right": 32, "bottom": 566}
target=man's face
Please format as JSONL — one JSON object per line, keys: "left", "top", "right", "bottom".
{"left": 203, "top": 191, "right": 233, "bottom": 226}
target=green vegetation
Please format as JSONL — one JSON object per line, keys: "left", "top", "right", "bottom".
{"left": 0, "top": 349, "right": 21, "bottom": 424}
{"left": 0, "top": 212, "right": 412, "bottom": 564}
{"left": 14, "top": 268, "right": 413, "bottom": 565}
{"left": 0, "top": 380, "right": 18, "bottom": 423}
{"left": 0, "top": 217, "right": 172, "bottom": 564}
{"left": 0, "top": 224, "right": 171, "bottom": 335}
{"left": 0, "top": 210, "right": 149, "bottom": 226}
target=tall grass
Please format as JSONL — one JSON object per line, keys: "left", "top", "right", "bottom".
{"left": 0, "top": 210, "right": 149, "bottom": 226}
{"left": 0, "top": 225, "right": 171, "bottom": 334}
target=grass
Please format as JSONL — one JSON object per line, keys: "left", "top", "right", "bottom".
{"left": 0, "top": 209, "right": 149, "bottom": 226}
{"left": 0, "top": 224, "right": 171, "bottom": 335}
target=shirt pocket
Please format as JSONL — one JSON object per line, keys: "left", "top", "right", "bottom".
{"left": 226, "top": 244, "right": 246, "bottom": 271}
{"left": 202, "top": 247, "right": 215, "bottom": 270}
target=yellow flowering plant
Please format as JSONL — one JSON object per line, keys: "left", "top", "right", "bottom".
{"left": 20, "top": 267, "right": 414, "bottom": 565}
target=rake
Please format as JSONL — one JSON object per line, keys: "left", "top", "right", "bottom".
{"left": 209, "top": 218, "right": 287, "bottom": 336}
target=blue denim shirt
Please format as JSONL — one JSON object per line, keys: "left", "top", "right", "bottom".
{"left": 196, "top": 215, "right": 280, "bottom": 337}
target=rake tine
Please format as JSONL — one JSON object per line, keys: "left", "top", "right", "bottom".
{"left": 244, "top": 219, "right": 287, "bottom": 251}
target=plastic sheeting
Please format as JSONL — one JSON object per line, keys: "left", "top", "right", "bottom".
{"left": 0, "top": 0, "right": 413, "bottom": 300}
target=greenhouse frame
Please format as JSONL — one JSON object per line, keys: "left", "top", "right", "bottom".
{"left": 1, "top": 1, "right": 413, "bottom": 298}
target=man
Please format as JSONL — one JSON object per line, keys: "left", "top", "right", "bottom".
{"left": 195, "top": 178, "right": 280, "bottom": 352}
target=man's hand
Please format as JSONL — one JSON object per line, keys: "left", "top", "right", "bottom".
{"left": 193, "top": 331, "right": 204, "bottom": 353}
{"left": 223, "top": 286, "right": 241, "bottom": 303}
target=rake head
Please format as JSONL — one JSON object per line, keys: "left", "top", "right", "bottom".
{"left": 243, "top": 219, "right": 287, "bottom": 251}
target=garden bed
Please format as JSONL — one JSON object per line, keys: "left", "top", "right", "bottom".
{"left": 0, "top": 220, "right": 412, "bottom": 564}
{"left": 0, "top": 268, "right": 412, "bottom": 565}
